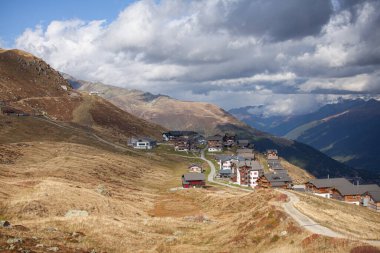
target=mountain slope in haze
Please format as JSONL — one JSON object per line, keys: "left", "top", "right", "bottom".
{"left": 230, "top": 100, "right": 380, "bottom": 178}
{"left": 0, "top": 48, "right": 165, "bottom": 140}
{"left": 66, "top": 75, "right": 250, "bottom": 136}
{"left": 66, "top": 76, "right": 364, "bottom": 181}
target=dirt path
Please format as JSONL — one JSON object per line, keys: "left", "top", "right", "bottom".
{"left": 200, "top": 148, "right": 252, "bottom": 192}
{"left": 277, "top": 189, "right": 380, "bottom": 247}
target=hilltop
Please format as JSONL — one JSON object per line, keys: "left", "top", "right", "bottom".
{"left": 0, "top": 48, "right": 165, "bottom": 141}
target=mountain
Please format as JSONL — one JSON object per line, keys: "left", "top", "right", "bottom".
{"left": 0, "top": 48, "right": 165, "bottom": 141}
{"left": 65, "top": 75, "right": 250, "bottom": 136}
{"left": 66, "top": 76, "right": 365, "bottom": 181}
{"left": 230, "top": 100, "right": 380, "bottom": 179}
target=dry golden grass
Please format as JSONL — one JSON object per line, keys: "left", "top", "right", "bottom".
{"left": 280, "top": 158, "right": 315, "bottom": 184}
{"left": 293, "top": 191, "right": 380, "bottom": 240}
{"left": 0, "top": 138, "right": 377, "bottom": 252}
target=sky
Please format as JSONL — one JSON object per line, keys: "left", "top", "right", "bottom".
{"left": 2, "top": 0, "right": 380, "bottom": 116}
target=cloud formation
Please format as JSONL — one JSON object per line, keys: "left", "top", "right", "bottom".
{"left": 14, "top": 0, "right": 380, "bottom": 115}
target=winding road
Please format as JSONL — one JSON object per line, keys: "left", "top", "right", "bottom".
{"left": 200, "top": 148, "right": 380, "bottom": 246}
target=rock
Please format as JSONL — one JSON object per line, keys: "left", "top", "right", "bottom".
{"left": 0, "top": 220, "right": 11, "bottom": 227}
{"left": 47, "top": 246, "right": 59, "bottom": 252}
{"left": 65, "top": 210, "right": 89, "bottom": 218}
{"left": 35, "top": 244, "right": 44, "bottom": 248}
{"left": 280, "top": 230, "right": 288, "bottom": 237}
{"left": 96, "top": 185, "right": 111, "bottom": 197}
{"left": 7, "top": 238, "right": 23, "bottom": 244}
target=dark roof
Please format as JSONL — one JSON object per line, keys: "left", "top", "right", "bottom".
{"left": 207, "top": 135, "right": 223, "bottom": 141}
{"left": 335, "top": 184, "right": 380, "bottom": 196}
{"left": 237, "top": 140, "right": 249, "bottom": 144}
{"left": 236, "top": 148, "right": 253, "bottom": 154}
{"left": 264, "top": 173, "right": 292, "bottom": 183}
{"left": 267, "top": 149, "right": 278, "bottom": 153}
{"left": 183, "top": 173, "right": 205, "bottom": 181}
{"left": 368, "top": 191, "right": 380, "bottom": 202}
{"left": 308, "top": 178, "right": 351, "bottom": 189}
{"left": 220, "top": 169, "right": 232, "bottom": 174}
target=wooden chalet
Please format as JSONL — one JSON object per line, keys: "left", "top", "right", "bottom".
{"left": 366, "top": 191, "right": 380, "bottom": 212}
{"left": 305, "top": 178, "right": 351, "bottom": 199}
{"left": 267, "top": 149, "right": 278, "bottom": 160}
{"left": 207, "top": 135, "right": 223, "bottom": 152}
{"left": 257, "top": 172, "right": 292, "bottom": 189}
{"left": 182, "top": 173, "right": 206, "bottom": 188}
{"left": 332, "top": 184, "right": 380, "bottom": 205}
{"left": 188, "top": 164, "right": 203, "bottom": 173}
{"left": 223, "top": 133, "right": 236, "bottom": 147}
{"left": 237, "top": 139, "right": 250, "bottom": 148}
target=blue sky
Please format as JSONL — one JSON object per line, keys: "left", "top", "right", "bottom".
{"left": 2, "top": 0, "right": 380, "bottom": 115}
{"left": 0, "top": 0, "right": 135, "bottom": 47}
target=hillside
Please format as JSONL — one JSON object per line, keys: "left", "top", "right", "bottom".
{"left": 0, "top": 48, "right": 378, "bottom": 252}
{"left": 0, "top": 48, "right": 165, "bottom": 141}
{"left": 230, "top": 100, "right": 380, "bottom": 179}
{"left": 68, "top": 77, "right": 361, "bottom": 180}
{"left": 66, "top": 75, "right": 250, "bottom": 136}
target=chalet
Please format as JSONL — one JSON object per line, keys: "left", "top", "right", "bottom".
{"left": 257, "top": 172, "right": 292, "bottom": 189}
{"left": 219, "top": 169, "right": 232, "bottom": 178}
{"left": 236, "top": 148, "right": 255, "bottom": 160}
{"left": 182, "top": 173, "right": 206, "bottom": 188}
{"left": 207, "top": 135, "right": 223, "bottom": 152}
{"left": 237, "top": 139, "right": 250, "bottom": 148}
{"left": 132, "top": 138, "right": 157, "bottom": 150}
{"left": 162, "top": 131, "right": 198, "bottom": 141}
{"left": 231, "top": 160, "right": 263, "bottom": 187}
{"left": 366, "top": 191, "right": 380, "bottom": 212}
{"left": 188, "top": 164, "right": 203, "bottom": 173}
{"left": 267, "top": 149, "right": 279, "bottom": 160}
{"left": 267, "top": 159, "right": 284, "bottom": 171}
{"left": 223, "top": 133, "right": 236, "bottom": 147}
{"left": 305, "top": 178, "right": 352, "bottom": 199}
{"left": 174, "top": 138, "right": 191, "bottom": 152}
{"left": 331, "top": 184, "right": 380, "bottom": 205}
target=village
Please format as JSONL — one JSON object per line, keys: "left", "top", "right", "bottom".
{"left": 129, "top": 130, "right": 380, "bottom": 213}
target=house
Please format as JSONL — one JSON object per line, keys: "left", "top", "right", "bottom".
{"left": 223, "top": 133, "right": 236, "bottom": 147}
{"left": 236, "top": 148, "right": 255, "bottom": 160}
{"left": 257, "top": 172, "right": 292, "bottom": 189}
{"left": 237, "top": 139, "right": 250, "bottom": 148}
{"left": 331, "top": 184, "right": 380, "bottom": 205}
{"left": 174, "top": 138, "right": 191, "bottom": 152}
{"left": 267, "top": 149, "right": 279, "bottom": 160}
{"left": 366, "top": 191, "right": 380, "bottom": 212}
{"left": 207, "top": 135, "right": 223, "bottom": 152}
{"left": 231, "top": 160, "right": 263, "bottom": 187}
{"left": 305, "top": 178, "right": 352, "bottom": 199}
{"left": 188, "top": 164, "right": 203, "bottom": 173}
{"left": 219, "top": 169, "right": 232, "bottom": 178}
{"left": 267, "top": 159, "right": 284, "bottom": 171}
{"left": 132, "top": 138, "right": 157, "bottom": 150}
{"left": 182, "top": 173, "right": 206, "bottom": 188}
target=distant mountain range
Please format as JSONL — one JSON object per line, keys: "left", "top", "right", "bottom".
{"left": 229, "top": 99, "right": 380, "bottom": 179}
{"left": 65, "top": 75, "right": 371, "bottom": 181}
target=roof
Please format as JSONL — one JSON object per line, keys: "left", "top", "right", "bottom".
{"left": 183, "top": 173, "right": 205, "bottom": 181}
{"left": 267, "top": 149, "right": 278, "bottom": 153}
{"left": 237, "top": 140, "right": 249, "bottom": 144}
{"left": 220, "top": 169, "right": 232, "bottom": 174}
{"left": 335, "top": 184, "right": 380, "bottom": 196}
{"left": 164, "top": 131, "right": 198, "bottom": 137}
{"left": 263, "top": 173, "right": 292, "bottom": 183}
{"left": 236, "top": 148, "right": 254, "bottom": 154}
{"left": 368, "top": 191, "right": 380, "bottom": 202}
{"left": 188, "top": 163, "right": 202, "bottom": 169}
{"left": 308, "top": 178, "right": 351, "bottom": 189}
{"left": 207, "top": 135, "right": 223, "bottom": 141}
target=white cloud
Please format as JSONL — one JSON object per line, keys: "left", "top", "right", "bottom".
{"left": 14, "top": 0, "right": 380, "bottom": 116}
